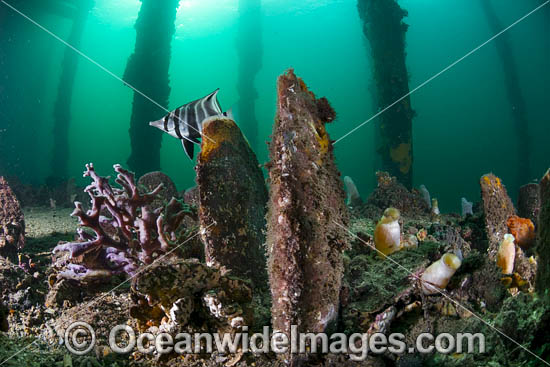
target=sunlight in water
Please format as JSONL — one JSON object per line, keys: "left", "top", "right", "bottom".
{"left": 175, "top": 0, "right": 237, "bottom": 39}
{"left": 93, "top": 0, "right": 141, "bottom": 27}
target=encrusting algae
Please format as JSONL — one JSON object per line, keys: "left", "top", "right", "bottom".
{"left": 389, "top": 142, "right": 412, "bottom": 175}
{"left": 199, "top": 117, "right": 243, "bottom": 161}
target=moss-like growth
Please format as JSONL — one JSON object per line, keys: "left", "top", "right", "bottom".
{"left": 342, "top": 239, "right": 440, "bottom": 334}
{"left": 0, "top": 333, "right": 128, "bottom": 367}
{"left": 428, "top": 293, "right": 550, "bottom": 366}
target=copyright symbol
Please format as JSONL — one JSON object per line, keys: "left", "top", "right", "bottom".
{"left": 64, "top": 321, "right": 96, "bottom": 355}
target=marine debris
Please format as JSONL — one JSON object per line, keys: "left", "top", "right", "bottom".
{"left": 357, "top": 0, "right": 415, "bottom": 188}
{"left": 124, "top": 0, "right": 180, "bottom": 175}
{"left": 266, "top": 69, "right": 349, "bottom": 364}
{"left": 0, "top": 177, "right": 25, "bottom": 259}
{"left": 344, "top": 175, "right": 363, "bottom": 207}
{"left": 51, "top": 163, "right": 193, "bottom": 282}
{"left": 196, "top": 117, "right": 268, "bottom": 289}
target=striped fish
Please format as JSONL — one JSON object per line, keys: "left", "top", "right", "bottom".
{"left": 149, "top": 89, "right": 232, "bottom": 159}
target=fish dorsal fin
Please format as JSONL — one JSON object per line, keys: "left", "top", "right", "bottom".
{"left": 170, "top": 89, "right": 218, "bottom": 115}
{"left": 223, "top": 107, "right": 234, "bottom": 121}
{"left": 187, "top": 88, "right": 219, "bottom": 108}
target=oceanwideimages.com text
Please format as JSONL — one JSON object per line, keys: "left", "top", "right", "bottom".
{"left": 65, "top": 322, "right": 486, "bottom": 360}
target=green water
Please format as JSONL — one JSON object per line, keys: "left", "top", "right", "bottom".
{"left": 0, "top": 0, "right": 549, "bottom": 212}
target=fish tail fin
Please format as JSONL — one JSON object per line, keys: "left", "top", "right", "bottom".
{"left": 149, "top": 118, "right": 163, "bottom": 129}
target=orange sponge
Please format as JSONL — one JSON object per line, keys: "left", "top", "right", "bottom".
{"left": 507, "top": 215, "right": 536, "bottom": 249}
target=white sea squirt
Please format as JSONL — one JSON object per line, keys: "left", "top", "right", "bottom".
{"left": 374, "top": 207, "right": 401, "bottom": 257}
{"left": 461, "top": 197, "right": 474, "bottom": 217}
{"left": 420, "top": 253, "right": 462, "bottom": 295}
{"left": 497, "top": 233, "right": 516, "bottom": 275}
{"left": 344, "top": 176, "right": 361, "bottom": 206}
{"left": 419, "top": 184, "right": 431, "bottom": 208}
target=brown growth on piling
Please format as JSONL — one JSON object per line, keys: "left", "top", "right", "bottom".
{"left": 480, "top": 173, "right": 516, "bottom": 260}
{"left": 266, "top": 69, "right": 349, "bottom": 365}
{"left": 196, "top": 118, "right": 268, "bottom": 290}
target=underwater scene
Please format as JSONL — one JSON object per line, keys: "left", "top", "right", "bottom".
{"left": 1, "top": 0, "right": 550, "bottom": 366}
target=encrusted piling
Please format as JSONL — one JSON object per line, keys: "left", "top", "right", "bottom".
{"left": 357, "top": 0, "right": 415, "bottom": 188}
{"left": 124, "top": 0, "right": 180, "bottom": 176}
{"left": 50, "top": 0, "right": 94, "bottom": 179}
{"left": 0, "top": 177, "right": 25, "bottom": 259}
{"left": 480, "top": 0, "right": 532, "bottom": 184}
{"left": 480, "top": 173, "right": 516, "bottom": 259}
{"left": 236, "top": 0, "right": 263, "bottom": 149}
{"left": 536, "top": 170, "right": 550, "bottom": 294}
{"left": 480, "top": 174, "right": 536, "bottom": 289}
{"left": 196, "top": 118, "right": 268, "bottom": 289}
{"left": 266, "top": 69, "right": 349, "bottom": 364}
